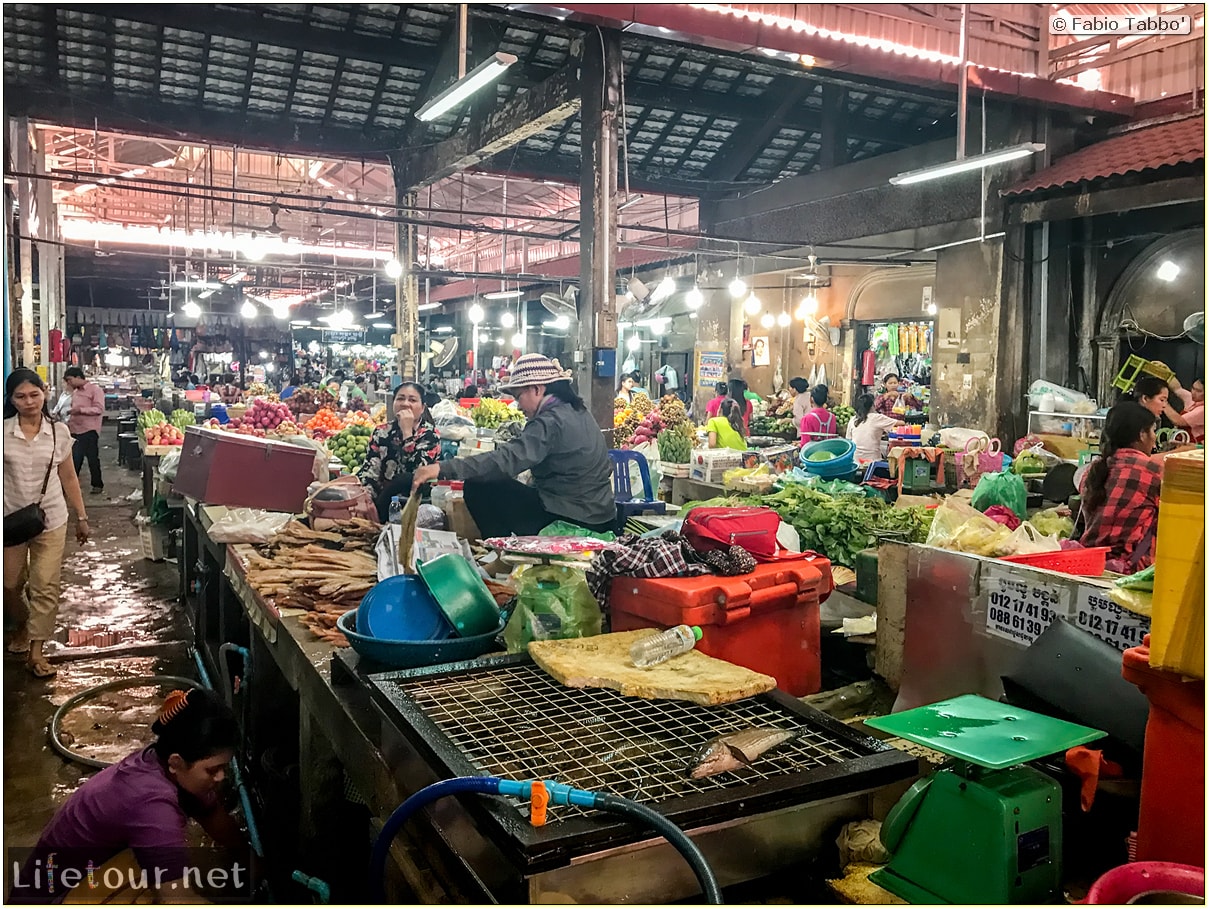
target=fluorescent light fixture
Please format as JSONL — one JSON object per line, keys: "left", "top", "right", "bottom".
{"left": 1157, "top": 260, "right": 1181, "bottom": 282}
{"left": 239, "top": 299, "right": 258, "bottom": 319}
{"left": 468, "top": 303, "right": 485, "bottom": 324}
{"left": 889, "top": 142, "right": 1046, "bottom": 185}
{"left": 290, "top": 320, "right": 312, "bottom": 327}
{"left": 685, "top": 286, "right": 704, "bottom": 310}
{"left": 651, "top": 276, "right": 676, "bottom": 303}
{"left": 198, "top": 289, "right": 215, "bottom": 300}
{"left": 173, "top": 280, "right": 223, "bottom": 290}
{"left": 760, "top": 312, "right": 776, "bottom": 329}
{"left": 923, "top": 232, "right": 1007, "bottom": 252}
{"left": 418, "top": 302, "right": 442, "bottom": 312}
{"left": 484, "top": 289, "right": 522, "bottom": 300}
{"left": 372, "top": 322, "right": 392, "bottom": 330}
{"left": 618, "top": 194, "right": 644, "bottom": 211}
{"left": 223, "top": 270, "right": 248, "bottom": 285}
{"left": 182, "top": 300, "right": 201, "bottom": 318}
{"left": 414, "top": 51, "right": 518, "bottom": 122}
{"left": 384, "top": 258, "right": 403, "bottom": 279}
{"left": 728, "top": 276, "right": 747, "bottom": 298}
{"left": 151, "top": 158, "right": 175, "bottom": 168}
{"left": 500, "top": 311, "right": 516, "bottom": 328}
{"left": 434, "top": 326, "right": 454, "bottom": 334}
{"left": 743, "top": 292, "right": 762, "bottom": 315}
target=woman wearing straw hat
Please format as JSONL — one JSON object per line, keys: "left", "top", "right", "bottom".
{"left": 412, "top": 354, "right": 616, "bottom": 536}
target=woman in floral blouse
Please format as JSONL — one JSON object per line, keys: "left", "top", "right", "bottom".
{"left": 358, "top": 382, "right": 442, "bottom": 521}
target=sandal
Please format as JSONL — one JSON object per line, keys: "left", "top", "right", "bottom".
{"left": 27, "top": 659, "right": 57, "bottom": 679}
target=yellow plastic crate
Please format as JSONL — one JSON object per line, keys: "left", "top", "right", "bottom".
{"left": 1150, "top": 450, "right": 1205, "bottom": 678}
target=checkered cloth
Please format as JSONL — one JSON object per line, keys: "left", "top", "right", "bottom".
{"left": 586, "top": 532, "right": 710, "bottom": 609}
{"left": 1079, "top": 448, "right": 1161, "bottom": 569}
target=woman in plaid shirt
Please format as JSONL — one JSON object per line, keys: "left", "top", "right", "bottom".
{"left": 1078, "top": 402, "right": 1161, "bottom": 571}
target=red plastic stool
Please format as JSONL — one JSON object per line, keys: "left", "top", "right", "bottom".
{"left": 1086, "top": 861, "right": 1204, "bottom": 904}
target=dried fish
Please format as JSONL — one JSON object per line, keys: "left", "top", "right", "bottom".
{"left": 688, "top": 727, "right": 796, "bottom": 779}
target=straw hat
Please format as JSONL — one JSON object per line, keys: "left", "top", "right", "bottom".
{"left": 499, "top": 354, "right": 572, "bottom": 391}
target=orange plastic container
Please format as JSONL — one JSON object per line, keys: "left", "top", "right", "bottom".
{"left": 609, "top": 556, "right": 832, "bottom": 696}
{"left": 1121, "top": 635, "right": 1205, "bottom": 867}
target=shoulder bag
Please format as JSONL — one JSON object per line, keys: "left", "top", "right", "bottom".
{"left": 4, "top": 422, "right": 58, "bottom": 547}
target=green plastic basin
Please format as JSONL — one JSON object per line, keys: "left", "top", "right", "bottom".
{"left": 417, "top": 552, "right": 502, "bottom": 637}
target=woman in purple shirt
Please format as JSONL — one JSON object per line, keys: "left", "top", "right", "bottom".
{"left": 11, "top": 688, "right": 249, "bottom": 903}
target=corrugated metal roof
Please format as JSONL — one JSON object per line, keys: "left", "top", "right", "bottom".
{"left": 1003, "top": 113, "right": 1204, "bottom": 194}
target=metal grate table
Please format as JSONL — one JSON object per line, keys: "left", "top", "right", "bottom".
{"left": 357, "top": 652, "right": 918, "bottom": 901}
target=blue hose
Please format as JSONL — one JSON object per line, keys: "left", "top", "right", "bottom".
{"left": 190, "top": 647, "right": 264, "bottom": 859}
{"left": 369, "top": 776, "right": 723, "bottom": 903}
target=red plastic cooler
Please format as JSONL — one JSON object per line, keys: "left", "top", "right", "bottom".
{"left": 1121, "top": 634, "right": 1205, "bottom": 867}
{"left": 609, "top": 556, "right": 832, "bottom": 696}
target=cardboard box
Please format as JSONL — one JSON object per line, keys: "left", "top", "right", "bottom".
{"left": 689, "top": 449, "right": 742, "bottom": 483}
{"left": 446, "top": 497, "right": 482, "bottom": 543}
{"left": 172, "top": 426, "right": 316, "bottom": 513}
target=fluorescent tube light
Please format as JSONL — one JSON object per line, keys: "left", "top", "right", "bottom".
{"left": 418, "top": 302, "right": 442, "bottom": 312}
{"left": 484, "top": 289, "right": 522, "bottom": 300}
{"left": 372, "top": 322, "right": 392, "bottom": 330}
{"left": 923, "top": 232, "right": 1006, "bottom": 252}
{"left": 889, "top": 143, "right": 1046, "bottom": 186}
{"left": 415, "top": 52, "right": 518, "bottom": 122}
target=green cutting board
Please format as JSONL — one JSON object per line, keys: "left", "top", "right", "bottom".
{"left": 865, "top": 694, "right": 1105, "bottom": 770}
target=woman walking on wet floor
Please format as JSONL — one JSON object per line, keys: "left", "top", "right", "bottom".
{"left": 3, "top": 368, "right": 90, "bottom": 678}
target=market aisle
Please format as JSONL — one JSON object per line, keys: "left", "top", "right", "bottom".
{"left": 2, "top": 423, "right": 195, "bottom": 860}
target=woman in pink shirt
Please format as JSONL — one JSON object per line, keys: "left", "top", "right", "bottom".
{"left": 799, "top": 384, "right": 838, "bottom": 444}
{"left": 1164, "top": 376, "right": 1205, "bottom": 444}
{"left": 64, "top": 367, "right": 105, "bottom": 494}
{"left": 10, "top": 688, "right": 251, "bottom": 903}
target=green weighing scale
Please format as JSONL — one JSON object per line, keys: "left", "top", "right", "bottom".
{"left": 864, "top": 695, "right": 1105, "bottom": 904}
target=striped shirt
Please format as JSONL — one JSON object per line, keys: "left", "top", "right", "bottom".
{"left": 4, "top": 415, "right": 74, "bottom": 532}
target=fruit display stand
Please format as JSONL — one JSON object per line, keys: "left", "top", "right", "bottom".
{"left": 137, "top": 436, "right": 181, "bottom": 509}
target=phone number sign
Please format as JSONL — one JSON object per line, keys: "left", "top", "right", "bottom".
{"left": 1075, "top": 585, "right": 1149, "bottom": 652}
{"left": 982, "top": 567, "right": 1070, "bottom": 646}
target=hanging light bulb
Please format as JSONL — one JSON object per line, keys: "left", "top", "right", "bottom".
{"left": 510, "top": 331, "right": 525, "bottom": 348}
{"left": 241, "top": 236, "right": 265, "bottom": 262}
{"left": 760, "top": 312, "right": 776, "bottom": 329}
{"left": 685, "top": 285, "right": 704, "bottom": 309}
{"left": 552, "top": 315, "right": 570, "bottom": 330}
{"left": 500, "top": 310, "right": 515, "bottom": 328}
{"left": 743, "top": 292, "right": 762, "bottom": 315}
{"left": 468, "top": 303, "right": 484, "bottom": 324}
{"left": 182, "top": 299, "right": 201, "bottom": 319}
{"left": 926, "top": 302, "right": 938, "bottom": 316}
{"left": 384, "top": 258, "right": 403, "bottom": 279}
{"left": 728, "top": 275, "right": 747, "bottom": 298}
{"left": 239, "top": 298, "right": 258, "bottom": 320}
{"left": 626, "top": 334, "right": 642, "bottom": 352}
{"left": 797, "top": 293, "right": 818, "bottom": 319}
{"left": 777, "top": 311, "right": 792, "bottom": 327}
{"left": 272, "top": 302, "right": 291, "bottom": 321}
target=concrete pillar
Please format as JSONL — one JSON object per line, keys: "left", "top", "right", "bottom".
{"left": 14, "top": 117, "right": 35, "bottom": 367}
{"left": 33, "top": 127, "right": 64, "bottom": 388}
{"left": 391, "top": 178, "right": 420, "bottom": 383}
{"left": 577, "top": 29, "right": 621, "bottom": 430}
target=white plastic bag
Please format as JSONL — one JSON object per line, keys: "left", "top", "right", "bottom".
{"left": 938, "top": 427, "right": 990, "bottom": 451}
{"left": 629, "top": 441, "right": 662, "bottom": 495}
{"left": 432, "top": 399, "right": 476, "bottom": 441}
{"left": 1007, "top": 522, "right": 1062, "bottom": 555}
{"left": 1027, "top": 379, "right": 1090, "bottom": 411}
{"left": 156, "top": 448, "right": 182, "bottom": 482}
{"left": 207, "top": 508, "right": 294, "bottom": 543}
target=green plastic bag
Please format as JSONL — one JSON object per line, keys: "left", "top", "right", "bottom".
{"left": 1115, "top": 565, "right": 1156, "bottom": 592}
{"left": 539, "top": 520, "right": 615, "bottom": 542}
{"left": 971, "top": 471, "right": 1028, "bottom": 520}
{"left": 503, "top": 564, "right": 602, "bottom": 653}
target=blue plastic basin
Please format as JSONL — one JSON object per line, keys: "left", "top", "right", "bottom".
{"left": 357, "top": 575, "right": 453, "bottom": 641}
{"left": 800, "top": 438, "right": 857, "bottom": 478}
{"left": 337, "top": 610, "right": 504, "bottom": 669}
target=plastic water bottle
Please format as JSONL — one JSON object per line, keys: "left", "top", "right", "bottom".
{"left": 388, "top": 496, "right": 403, "bottom": 525}
{"left": 630, "top": 625, "right": 703, "bottom": 668}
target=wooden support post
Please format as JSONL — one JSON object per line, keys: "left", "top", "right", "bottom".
{"left": 578, "top": 29, "right": 622, "bottom": 432}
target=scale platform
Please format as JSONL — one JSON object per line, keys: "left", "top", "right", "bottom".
{"left": 864, "top": 694, "right": 1105, "bottom": 769}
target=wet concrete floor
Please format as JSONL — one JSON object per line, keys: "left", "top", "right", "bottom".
{"left": 3, "top": 423, "right": 195, "bottom": 856}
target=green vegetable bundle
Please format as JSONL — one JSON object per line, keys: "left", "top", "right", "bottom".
{"left": 169, "top": 408, "right": 196, "bottom": 430}
{"left": 137, "top": 409, "right": 165, "bottom": 430}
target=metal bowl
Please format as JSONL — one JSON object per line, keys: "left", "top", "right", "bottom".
{"left": 417, "top": 553, "right": 502, "bottom": 637}
{"left": 337, "top": 610, "right": 504, "bottom": 669}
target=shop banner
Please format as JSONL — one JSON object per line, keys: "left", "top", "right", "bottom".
{"left": 697, "top": 350, "right": 725, "bottom": 388}
{"left": 1074, "top": 585, "right": 1149, "bottom": 653}
{"left": 322, "top": 329, "right": 365, "bottom": 343}
{"left": 981, "top": 565, "right": 1070, "bottom": 646}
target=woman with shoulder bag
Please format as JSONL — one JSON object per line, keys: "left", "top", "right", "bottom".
{"left": 4, "top": 368, "right": 90, "bottom": 678}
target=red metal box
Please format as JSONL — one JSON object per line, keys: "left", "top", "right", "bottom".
{"left": 173, "top": 426, "right": 316, "bottom": 513}
{"left": 609, "top": 556, "right": 832, "bottom": 696}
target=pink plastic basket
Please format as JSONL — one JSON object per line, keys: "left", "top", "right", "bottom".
{"left": 1085, "top": 861, "right": 1203, "bottom": 904}
{"left": 1000, "top": 546, "right": 1110, "bottom": 576}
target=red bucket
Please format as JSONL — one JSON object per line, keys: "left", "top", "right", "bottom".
{"left": 1085, "top": 862, "right": 1204, "bottom": 904}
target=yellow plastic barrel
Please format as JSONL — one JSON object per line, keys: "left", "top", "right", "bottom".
{"left": 1150, "top": 449, "right": 1205, "bottom": 678}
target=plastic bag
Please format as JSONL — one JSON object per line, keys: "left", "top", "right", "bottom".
{"left": 503, "top": 564, "right": 602, "bottom": 653}
{"left": 432, "top": 399, "right": 477, "bottom": 442}
{"left": 539, "top": 520, "right": 615, "bottom": 542}
{"left": 628, "top": 440, "right": 662, "bottom": 494}
{"left": 1008, "top": 522, "right": 1062, "bottom": 555}
{"left": 926, "top": 498, "right": 1014, "bottom": 556}
{"left": 156, "top": 448, "right": 182, "bottom": 482}
{"left": 971, "top": 471, "right": 1027, "bottom": 520}
{"left": 1115, "top": 565, "right": 1155, "bottom": 591}
{"left": 1109, "top": 587, "right": 1153, "bottom": 618}
{"left": 1032, "top": 507, "right": 1074, "bottom": 540}
{"left": 207, "top": 507, "right": 294, "bottom": 543}
{"left": 1027, "top": 379, "right": 1091, "bottom": 411}
{"left": 938, "top": 427, "right": 989, "bottom": 451}
{"left": 925, "top": 497, "right": 985, "bottom": 548}
{"left": 837, "top": 820, "right": 890, "bottom": 867}
{"left": 983, "top": 505, "right": 1022, "bottom": 530}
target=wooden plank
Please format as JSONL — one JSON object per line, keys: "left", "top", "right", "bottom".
{"left": 395, "top": 63, "right": 581, "bottom": 190}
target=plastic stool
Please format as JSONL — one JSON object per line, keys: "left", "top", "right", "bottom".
{"left": 607, "top": 449, "right": 666, "bottom": 531}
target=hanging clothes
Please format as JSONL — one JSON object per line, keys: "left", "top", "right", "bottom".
{"left": 656, "top": 364, "right": 680, "bottom": 391}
